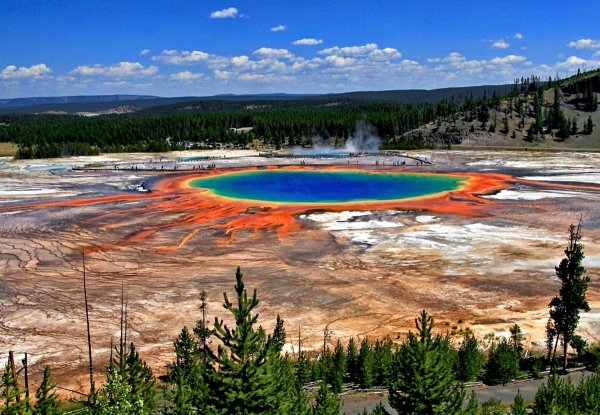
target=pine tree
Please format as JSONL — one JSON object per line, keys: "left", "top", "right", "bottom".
{"left": 1, "top": 361, "right": 30, "bottom": 415}
{"left": 357, "top": 338, "right": 374, "bottom": 389}
{"left": 346, "top": 337, "right": 359, "bottom": 383}
{"left": 388, "top": 310, "right": 464, "bottom": 415}
{"left": 33, "top": 367, "right": 59, "bottom": 415}
{"left": 484, "top": 339, "right": 519, "bottom": 385}
{"left": 585, "top": 116, "right": 594, "bottom": 135}
{"left": 576, "top": 373, "right": 600, "bottom": 414}
{"left": 533, "top": 375, "right": 576, "bottom": 415}
{"left": 123, "top": 343, "right": 155, "bottom": 414}
{"left": 509, "top": 324, "right": 524, "bottom": 355}
{"left": 463, "top": 391, "right": 478, "bottom": 415}
{"left": 331, "top": 340, "right": 346, "bottom": 393}
{"left": 511, "top": 390, "right": 527, "bottom": 415}
{"left": 457, "top": 333, "right": 483, "bottom": 382}
{"left": 193, "top": 289, "right": 213, "bottom": 363}
{"left": 548, "top": 222, "right": 591, "bottom": 371}
{"left": 372, "top": 339, "right": 393, "bottom": 386}
{"left": 208, "top": 267, "right": 302, "bottom": 414}
{"left": 96, "top": 367, "right": 147, "bottom": 415}
{"left": 311, "top": 382, "right": 341, "bottom": 415}
{"left": 272, "top": 314, "right": 286, "bottom": 353}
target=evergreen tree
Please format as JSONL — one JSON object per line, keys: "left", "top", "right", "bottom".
{"left": 207, "top": 267, "right": 302, "bottom": 414}
{"left": 480, "top": 398, "right": 504, "bottom": 415}
{"left": 96, "top": 368, "right": 148, "bottom": 415}
{"left": 456, "top": 333, "right": 483, "bottom": 382}
{"left": 585, "top": 116, "right": 594, "bottom": 134}
{"left": 357, "top": 338, "right": 374, "bottom": 389}
{"left": 33, "top": 367, "right": 59, "bottom": 415}
{"left": 509, "top": 324, "right": 524, "bottom": 355}
{"left": 511, "top": 390, "right": 527, "bottom": 415}
{"left": 533, "top": 375, "right": 576, "bottom": 415}
{"left": 548, "top": 222, "right": 591, "bottom": 371}
{"left": 1, "top": 361, "right": 30, "bottom": 415}
{"left": 295, "top": 353, "right": 312, "bottom": 386}
{"left": 483, "top": 339, "right": 519, "bottom": 386}
{"left": 331, "top": 340, "right": 346, "bottom": 393}
{"left": 123, "top": 343, "right": 156, "bottom": 414}
{"left": 272, "top": 314, "right": 286, "bottom": 353}
{"left": 163, "top": 373, "right": 194, "bottom": 415}
{"left": 388, "top": 310, "right": 464, "bottom": 415}
{"left": 372, "top": 339, "right": 393, "bottom": 386}
{"left": 311, "top": 382, "right": 341, "bottom": 415}
{"left": 193, "top": 289, "right": 213, "bottom": 363}
{"left": 346, "top": 337, "right": 359, "bottom": 383}
{"left": 462, "top": 391, "right": 478, "bottom": 415}
{"left": 576, "top": 373, "right": 600, "bottom": 414}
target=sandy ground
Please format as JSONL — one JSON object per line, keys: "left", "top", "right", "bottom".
{"left": 0, "top": 149, "right": 599, "bottom": 393}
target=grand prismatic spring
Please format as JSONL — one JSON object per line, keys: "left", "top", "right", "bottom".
{"left": 1, "top": 150, "right": 599, "bottom": 389}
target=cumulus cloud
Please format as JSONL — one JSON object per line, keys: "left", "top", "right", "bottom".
{"left": 318, "top": 43, "right": 401, "bottom": 61}
{"left": 253, "top": 47, "right": 293, "bottom": 59}
{"left": 0, "top": 63, "right": 51, "bottom": 79}
{"left": 514, "top": 33, "right": 523, "bottom": 40}
{"left": 489, "top": 54, "right": 527, "bottom": 64}
{"left": 292, "top": 38, "right": 323, "bottom": 46}
{"left": 170, "top": 71, "right": 203, "bottom": 82}
{"left": 491, "top": 39, "right": 510, "bottom": 49}
{"left": 555, "top": 55, "right": 600, "bottom": 70}
{"left": 324, "top": 55, "right": 355, "bottom": 67}
{"left": 70, "top": 62, "right": 158, "bottom": 78}
{"left": 140, "top": 48, "right": 151, "bottom": 56}
{"left": 567, "top": 38, "right": 600, "bottom": 50}
{"left": 270, "top": 25, "right": 287, "bottom": 32}
{"left": 210, "top": 7, "right": 239, "bottom": 19}
{"left": 151, "top": 49, "right": 228, "bottom": 67}
{"left": 319, "top": 43, "right": 378, "bottom": 56}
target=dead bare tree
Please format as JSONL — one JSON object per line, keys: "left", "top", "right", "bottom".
{"left": 82, "top": 249, "right": 95, "bottom": 398}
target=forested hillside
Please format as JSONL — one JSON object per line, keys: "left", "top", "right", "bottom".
{"left": 413, "top": 69, "right": 600, "bottom": 149}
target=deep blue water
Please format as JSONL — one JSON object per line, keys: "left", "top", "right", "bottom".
{"left": 189, "top": 170, "right": 465, "bottom": 203}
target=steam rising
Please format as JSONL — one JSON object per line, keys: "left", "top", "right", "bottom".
{"left": 292, "top": 121, "right": 381, "bottom": 155}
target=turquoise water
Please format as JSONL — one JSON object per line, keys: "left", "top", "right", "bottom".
{"left": 189, "top": 170, "right": 466, "bottom": 204}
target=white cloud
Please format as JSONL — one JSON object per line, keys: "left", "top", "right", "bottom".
{"left": 210, "top": 7, "right": 239, "bottom": 19}
{"left": 253, "top": 47, "right": 293, "bottom": 59}
{"left": 0, "top": 63, "right": 51, "bottom": 80}
{"left": 214, "top": 70, "right": 233, "bottom": 80}
{"left": 152, "top": 49, "right": 227, "bottom": 67}
{"left": 324, "top": 55, "right": 355, "bottom": 67}
{"left": 555, "top": 55, "right": 600, "bottom": 70}
{"left": 140, "top": 49, "right": 151, "bottom": 56}
{"left": 489, "top": 55, "right": 527, "bottom": 64}
{"left": 514, "top": 33, "right": 523, "bottom": 40}
{"left": 567, "top": 38, "right": 600, "bottom": 50}
{"left": 491, "top": 39, "right": 510, "bottom": 49}
{"left": 270, "top": 25, "right": 287, "bottom": 32}
{"left": 170, "top": 71, "right": 203, "bottom": 82}
{"left": 292, "top": 38, "right": 323, "bottom": 46}
{"left": 319, "top": 43, "right": 378, "bottom": 56}
{"left": 70, "top": 62, "right": 158, "bottom": 78}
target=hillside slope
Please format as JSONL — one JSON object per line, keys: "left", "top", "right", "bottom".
{"left": 405, "top": 70, "right": 600, "bottom": 149}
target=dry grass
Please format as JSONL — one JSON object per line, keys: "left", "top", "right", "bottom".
{"left": 0, "top": 142, "right": 17, "bottom": 156}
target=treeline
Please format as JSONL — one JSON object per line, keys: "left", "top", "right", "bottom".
{"left": 0, "top": 94, "right": 504, "bottom": 159}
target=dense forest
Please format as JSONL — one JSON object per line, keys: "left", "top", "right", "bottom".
{"left": 0, "top": 95, "right": 504, "bottom": 159}
{"left": 1, "top": 224, "right": 597, "bottom": 414}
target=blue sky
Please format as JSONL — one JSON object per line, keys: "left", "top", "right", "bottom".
{"left": 1, "top": 0, "right": 600, "bottom": 98}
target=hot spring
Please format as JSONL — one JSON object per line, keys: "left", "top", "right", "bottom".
{"left": 189, "top": 170, "right": 467, "bottom": 204}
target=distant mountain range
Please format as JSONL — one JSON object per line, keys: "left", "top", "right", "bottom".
{"left": 0, "top": 84, "right": 514, "bottom": 115}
